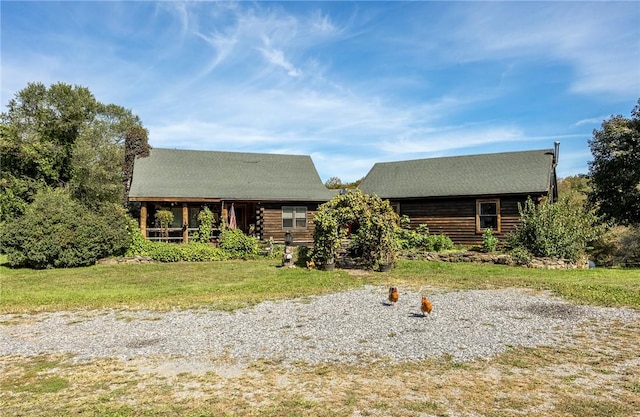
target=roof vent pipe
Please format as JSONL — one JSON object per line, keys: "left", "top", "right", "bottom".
{"left": 553, "top": 141, "right": 560, "bottom": 168}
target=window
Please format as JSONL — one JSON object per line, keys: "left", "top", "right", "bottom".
{"left": 476, "top": 199, "right": 500, "bottom": 233}
{"left": 170, "top": 207, "right": 183, "bottom": 228}
{"left": 282, "top": 206, "right": 307, "bottom": 229}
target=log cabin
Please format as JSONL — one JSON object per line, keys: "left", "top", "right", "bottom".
{"left": 358, "top": 146, "right": 559, "bottom": 246}
{"left": 128, "top": 148, "right": 335, "bottom": 244}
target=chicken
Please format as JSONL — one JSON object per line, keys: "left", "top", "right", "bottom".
{"left": 388, "top": 287, "right": 399, "bottom": 305}
{"left": 421, "top": 296, "right": 433, "bottom": 316}
{"left": 306, "top": 259, "right": 315, "bottom": 270}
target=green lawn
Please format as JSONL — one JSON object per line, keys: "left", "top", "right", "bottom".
{"left": 1, "top": 258, "right": 638, "bottom": 313}
{"left": 2, "top": 257, "right": 639, "bottom": 417}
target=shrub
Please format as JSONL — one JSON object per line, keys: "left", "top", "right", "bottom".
{"left": 0, "top": 188, "right": 130, "bottom": 268}
{"left": 509, "top": 246, "right": 532, "bottom": 266}
{"left": 428, "top": 234, "right": 454, "bottom": 252}
{"left": 396, "top": 222, "right": 453, "bottom": 252}
{"left": 125, "top": 216, "right": 151, "bottom": 256}
{"left": 482, "top": 228, "right": 499, "bottom": 252}
{"left": 129, "top": 241, "right": 228, "bottom": 262}
{"left": 220, "top": 228, "right": 260, "bottom": 259}
{"left": 508, "top": 196, "right": 603, "bottom": 261}
{"left": 396, "top": 223, "right": 430, "bottom": 250}
{"left": 295, "top": 245, "right": 312, "bottom": 267}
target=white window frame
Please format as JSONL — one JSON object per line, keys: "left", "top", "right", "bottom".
{"left": 476, "top": 199, "right": 501, "bottom": 233}
{"left": 282, "top": 206, "right": 307, "bottom": 230}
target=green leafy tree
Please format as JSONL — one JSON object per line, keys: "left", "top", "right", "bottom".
{"left": 558, "top": 175, "right": 591, "bottom": 206}
{"left": 324, "top": 176, "right": 363, "bottom": 189}
{"left": 1, "top": 82, "right": 149, "bottom": 220}
{"left": 588, "top": 99, "right": 640, "bottom": 226}
{"left": 324, "top": 176, "right": 343, "bottom": 189}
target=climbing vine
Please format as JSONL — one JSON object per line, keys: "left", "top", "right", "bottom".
{"left": 195, "top": 206, "right": 215, "bottom": 243}
{"left": 311, "top": 189, "right": 399, "bottom": 269}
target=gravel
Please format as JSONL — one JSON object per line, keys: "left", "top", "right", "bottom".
{"left": 1, "top": 287, "right": 638, "bottom": 365}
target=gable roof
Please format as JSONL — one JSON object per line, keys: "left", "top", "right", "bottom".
{"left": 359, "top": 149, "right": 556, "bottom": 199}
{"left": 129, "top": 148, "right": 334, "bottom": 201}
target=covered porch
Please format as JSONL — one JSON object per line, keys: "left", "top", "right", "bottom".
{"left": 135, "top": 199, "right": 261, "bottom": 243}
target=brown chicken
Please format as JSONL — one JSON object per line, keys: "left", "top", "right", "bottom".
{"left": 306, "top": 259, "right": 315, "bottom": 270}
{"left": 421, "top": 296, "right": 433, "bottom": 316}
{"left": 388, "top": 287, "right": 399, "bottom": 305}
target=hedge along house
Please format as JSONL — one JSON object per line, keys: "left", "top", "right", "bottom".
{"left": 128, "top": 148, "right": 335, "bottom": 244}
{"left": 358, "top": 146, "right": 559, "bottom": 246}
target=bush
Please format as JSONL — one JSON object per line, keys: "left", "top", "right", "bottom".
{"left": 428, "top": 234, "right": 454, "bottom": 251}
{"left": 396, "top": 222, "right": 453, "bottom": 252}
{"left": 220, "top": 228, "right": 260, "bottom": 259}
{"left": 509, "top": 246, "right": 532, "bottom": 266}
{"left": 508, "top": 196, "right": 603, "bottom": 261}
{"left": 128, "top": 240, "right": 228, "bottom": 262}
{"left": 0, "top": 188, "right": 131, "bottom": 268}
{"left": 482, "top": 228, "right": 499, "bottom": 252}
{"left": 295, "top": 245, "right": 312, "bottom": 267}
{"left": 396, "top": 223, "right": 430, "bottom": 250}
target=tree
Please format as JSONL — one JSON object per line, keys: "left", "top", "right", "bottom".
{"left": 558, "top": 175, "right": 590, "bottom": 206}
{"left": 1, "top": 81, "right": 150, "bottom": 268}
{"left": 588, "top": 99, "right": 640, "bottom": 226}
{"left": 0, "top": 82, "right": 149, "bottom": 219}
{"left": 323, "top": 176, "right": 364, "bottom": 189}
{"left": 123, "top": 124, "right": 150, "bottom": 205}
{"left": 324, "top": 176, "right": 343, "bottom": 189}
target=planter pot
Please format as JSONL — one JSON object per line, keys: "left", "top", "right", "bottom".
{"left": 323, "top": 262, "right": 336, "bottom": 271}
{"left": 377, "top": 263, "right": 392, "bottom": 272}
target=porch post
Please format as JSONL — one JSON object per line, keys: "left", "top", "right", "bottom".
{"left": 182, "top": 204, "right": 189, "bottom": 243}
{"left": 140, "top": 203, "right": 148, "bottom": 240}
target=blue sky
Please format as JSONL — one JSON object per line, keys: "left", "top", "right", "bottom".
{"left": 2, "top": 1, "right": 639, "bottom": 183}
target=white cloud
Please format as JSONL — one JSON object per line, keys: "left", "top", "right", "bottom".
{"left": 573, "top": 116, "right": 608, "bottom": 127}
{"left": 376, "top": 125, "right": 524, "bottom": 155}
{"left": 439, "top": 2, "right": 639, "bottom": 98}
{"left": 258, "top": 46, "right": 302, "bottom": 77}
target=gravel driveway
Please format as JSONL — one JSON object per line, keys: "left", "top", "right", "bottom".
{"left": 2, "top": 286, "right": 638, "bottom": 366}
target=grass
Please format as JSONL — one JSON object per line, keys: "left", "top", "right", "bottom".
{"left": 1, "top": 257, "right": 639, "bottom": 416}
{"left": 0, "top": 259, "right": 378, "bottom": 313}
{"left": 1, "top": 258, "right": 638, "bottom": 313}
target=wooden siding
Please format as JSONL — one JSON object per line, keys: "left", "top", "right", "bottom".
{"left": 260, "top": 203, "right": 320, "bottom": 244}
{"left": 395, "top": 195, "right": 542, "bottom": 247}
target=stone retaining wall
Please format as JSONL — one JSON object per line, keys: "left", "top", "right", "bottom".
{"left": 96, "top": 256, "right": 155, "bottom": 265}
{"left": 400, "top": 251, "right": 589, "bottom": 269}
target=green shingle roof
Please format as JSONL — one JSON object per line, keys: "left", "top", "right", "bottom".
{"left": 359, "top": 149, "right": 555, "bottom": 199}
{"left": 129, "top": 148, "right": 334, "bottom": 201}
